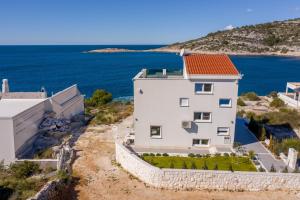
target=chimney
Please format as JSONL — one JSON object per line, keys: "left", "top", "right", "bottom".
{"left": 2, "top": 79, "right": 9, "bottom": 93}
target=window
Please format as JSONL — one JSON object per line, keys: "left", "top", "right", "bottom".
{"left": 217, "top": 127, "right": 230, "bottom": 136}
{"left": 195, "top": 83, "right": 213, "bottom": 94}
{"left": 219, "top": 98, "right": 232, "bottom": 107}
{"left": 194, "top": 112, "right": 212, "bottom": 122}
{"left": 150, "top": 126, "right": 162, "bottom": 138}
{"left": 193, "top": 139, "right": 209, "bottom": 146}
{"left": 224, "top": 136, "right": 231, "bottom": 144}
{"left": 180, "top": 98, "right": 189, "bottom": 107}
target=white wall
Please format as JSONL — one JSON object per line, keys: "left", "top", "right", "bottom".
{"left": 116, "top": 142, "right": 300, "bottom": 191}
{"left": 13, "top": 101, "right": 47, "bottom": 154}
{"left": 0, "top": 118, "right": 15, "bottom": 164}
{"left": 134, "top": 77, "right": 238, "bottom": 149}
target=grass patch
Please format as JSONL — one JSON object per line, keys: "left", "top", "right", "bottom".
{"left": 142, "top": 156, "right": 256, "bottom": 172}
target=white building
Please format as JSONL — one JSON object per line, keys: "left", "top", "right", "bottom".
{"left": 278, "top": 82, "right": 300, "bottom": 108}
{"left": 133, "top": 53, "right": 241, "bottom": 152}
{"left": 0, "top": 79, "right": 84, "bottom": 164}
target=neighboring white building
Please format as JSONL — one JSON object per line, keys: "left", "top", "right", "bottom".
{"left": 0, "top": 79, "right": 84, "bottom": 164}
{"left": 133, "top": 53, "right": 241, "bottom": 152}
{"left": 278, "top": 82, "right": 300, "bottom": 108}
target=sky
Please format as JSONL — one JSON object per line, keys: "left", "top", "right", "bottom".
{"left": 0, "top": 0, "right": 299, "bottom": 45}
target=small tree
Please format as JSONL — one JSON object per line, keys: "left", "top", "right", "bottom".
{"left": 258, "top": 166, "right": 266, "bottom": 172}
{"left": 214, "top": 163, "right": 218, "bottom": 170}
{"left": 181, "top": 161, "right": 187, "bottom": 169}
{"left": 228, "top": 163, "right": 234, "bottom": 172}
{"left": 190, "top": 161, "right": 197, "bottom": 169}
{"left": 270, "top": 164, "right": 276, "bottom": 172}
{"left": 202, "top": 161, "right": 208, "bottom": 170}
{"left": 169, "top": 162, "right": 174, "bottom": 169}
{"left": 237, "top": 98, "right": 246, "bottom": 106}
{"left": 282, "top": 166, "right": 288, "bottom": 173}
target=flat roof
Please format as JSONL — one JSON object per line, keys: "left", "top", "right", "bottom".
{"left": 0, "top": 99, "right": 46, "bottom": 119}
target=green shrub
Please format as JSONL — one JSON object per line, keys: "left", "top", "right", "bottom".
{"left": 270, "top": 164, "right": 276, "bottom": 172}
{"left": 248, "top": 150, "right": 255, "bottom": 160}
{"left": 10, "top": 161, "right": 40, "bottom": 178}
{"left": 156, "top": 153, "right": 161, "bottom": 156}
{"left": 258, "top": 166, "right": 265, "bottom": 172}
{"left": 214, "top": 163, "right": 219, "bottom": 170}
{"left": 214, "top": 153, "right": 221, "bottom": 157}
{"left": 237, "top": 98, "right": 246, "bottom": 106}
{"left": 162, "top": 153, "right": 169, "bottom": 157}
{"left": 169, "top": 162, "right": 174, "bottom": 169}
{"left": 237, "top": 110, "right": 246, "bottom": 117}
{"left": 263, "top": 34, "right": 281, "bottom": 46}
{"left": 223, "top": 153, "right": 229, "bottom": 157}
{"left": 190, "top": 162, "right": 197, "bottom": 169}
{"left": 241, "top": 92, "right": 260, "bottom": 101}
{"left": 85, "top": 89, "right": 112, "bottom": 107}
{"left": 282, "top": 166, "right": 288, "bottom": 173}
{"left": 205, "top": 154, "right": 211, "bottom": 158}
{"left": 270, "top": 98, "right": 285, "bottom": 108}
{"left": 188, "top": 153, "right": 195, "bottom": 157}
{"left": 57, "top": 170, "right": 69, "bottom": 181}
{"left": 230, "top": 153, "right": 236, "bottom": 157}
{"left": 195, "top": 154, "right": 202, "bottom": 158}
{"left": 181, "top": 162, "right": 187, "bottom": 169}
{"left": 228, "top": 164, "right": 234, "bottom": 172}
{"left": 149, "top": 153, "right": 155, "bottom": 156}
{"left": 142, "top": 153, "right": 149, "bottom": 157}
{"left": 268, "top": 91, "right": 278, "bottom": 98}
{"left": 202, "top": 161, "right": 208, "bottom": 170}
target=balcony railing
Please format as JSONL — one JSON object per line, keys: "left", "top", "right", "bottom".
{"left": 278, "top": 93, "right": 300, "bottom": 108}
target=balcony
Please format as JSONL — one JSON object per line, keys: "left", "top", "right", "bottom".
{"left": 278, "top": 82, "right": 300, "bottom": 108}
{"left": 136, "top": 68, "right": 183, "bottom": 79}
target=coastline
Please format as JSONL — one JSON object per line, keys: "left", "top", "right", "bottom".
{"left": 84, "top": 47, "right": 300, "bottom": 57}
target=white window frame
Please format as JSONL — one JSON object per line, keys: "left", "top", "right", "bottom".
{"left": 192, "top": 139, "right": 210, "bottom": 147}
{"left": 195, "top": 83, "right": 213, "bottom": 94}
{"left": 150, "top": 125, "right": 162, "bottom": 139}
{"left": 194, "top": 112, "right": 212, "bottom": 123}
{"left": 219, "top": 98, "right": 232, "bottom": 108}
{"left": 179, "top": 98, "right": 189, "bottom": 107}
{"left": 217, "top": 127, "right": 230, "bottom": 136}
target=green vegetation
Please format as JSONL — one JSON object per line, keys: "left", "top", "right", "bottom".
{"left": 168, "top": 18, "right": 300, "bottom": 54}
{"left": 0, "top": 161, "right": 48, "bottom": 200}
{"left": 85, "top": 89, "right": 112, "bottom": 107}
{"left": 34, "top": 148, "right": 54, "bottom": 159}
{"left": 241, "top": 92, "right": 260, "bottom": 101}
{"left": 269, "top": 97, "right": 285, "bottom": 108}
{"left": 142, "top": 155, "right": 256, "bottom": 172}
{"left": 85, "top": 89, "right": 133, "bottom": 125}
{"left": 237, "top": 98, "right": 246, "bottom": 106}
{"left": 270, "top": 138, "right": 300, "bottom": 156}
{"left": 268, "top": 91, "right": 278, "bottom": 98}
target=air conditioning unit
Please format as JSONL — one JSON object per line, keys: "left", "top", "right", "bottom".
{"left": 182, "top": 121, "right": 191, "bottom": 129}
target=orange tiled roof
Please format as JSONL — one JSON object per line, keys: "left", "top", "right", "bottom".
{"left": 184, "top": 54, "right": 239, "bottom": 75}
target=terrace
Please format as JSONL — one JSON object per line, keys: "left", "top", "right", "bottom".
{"left": 134, "top": 68, "right": 183, "bottom": 79}
{"left": 278, "top": 82, "right": 300, "bottom": 108}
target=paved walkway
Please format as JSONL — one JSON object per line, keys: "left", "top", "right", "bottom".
{"left": 234, "top": 118, "right": 286, "bottom": 172}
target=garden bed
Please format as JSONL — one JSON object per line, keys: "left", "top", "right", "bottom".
{"left": 142, "top": 154, "right": 257, "bottom": 172}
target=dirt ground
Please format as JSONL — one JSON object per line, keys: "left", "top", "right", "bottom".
{"left": 70, "top": 116, "right": 300, "bottom": 200}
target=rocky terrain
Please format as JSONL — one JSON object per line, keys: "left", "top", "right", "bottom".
{"left": 160, "top": 18, "right": 300, "bottom": 56}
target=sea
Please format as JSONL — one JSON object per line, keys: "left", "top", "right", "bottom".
{"left": 1, "top": 45, "right": 300, "bottom": 99}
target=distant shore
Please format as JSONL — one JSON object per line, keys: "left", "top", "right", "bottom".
{"left": 84, "top": 47, "right": 300, "bottom": 57}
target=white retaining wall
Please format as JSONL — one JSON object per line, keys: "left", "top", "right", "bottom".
{"left": 116, "top": 142, "right": 300, "bottom": 191}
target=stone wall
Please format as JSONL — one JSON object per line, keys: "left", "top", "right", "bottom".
{"left": 116, "top": 142, "right": 300, "bottom": 191}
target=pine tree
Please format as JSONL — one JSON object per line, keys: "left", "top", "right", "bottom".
{"left": 270, "top": 164, "right": 276, "bottom": 172}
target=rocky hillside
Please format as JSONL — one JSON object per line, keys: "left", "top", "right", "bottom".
{"left": 164, "top": 18, "right": 300, "bottom": 56}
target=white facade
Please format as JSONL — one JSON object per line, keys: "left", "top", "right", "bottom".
{"left": 0, "top": 81, "right": 84, "bottom": 164}
{"left": 0, "top": 99, "right": 49, "bottom": 164}
{"left": 133, "top": 54, "right": 241, "bottom": 150}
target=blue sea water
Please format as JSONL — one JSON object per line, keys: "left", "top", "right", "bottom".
{"left": 0, "top": 45, "right": 300, "bottom": 98}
